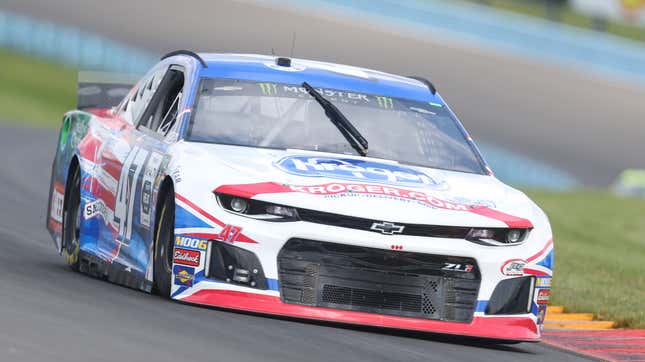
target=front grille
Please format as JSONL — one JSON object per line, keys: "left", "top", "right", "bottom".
{"left": 296, "top": 208, "right": 471, "bottom": 238}
{"left": 278, "top": 239, "right": 480, "bottom": 323}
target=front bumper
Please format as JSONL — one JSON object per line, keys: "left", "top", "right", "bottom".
{"left": 181, "top": 288, "right": 539, "bottom": 341}
{"left": 171, "top": 194, "right": 552, "bottom": 342}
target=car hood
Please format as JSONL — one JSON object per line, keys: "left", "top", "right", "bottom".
{"left": 174, "top": 142, "right": 537, "bottom": 228}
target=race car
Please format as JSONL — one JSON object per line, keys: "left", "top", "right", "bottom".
{"left": 47, "top": 51, "right": 553, "bottom": 342}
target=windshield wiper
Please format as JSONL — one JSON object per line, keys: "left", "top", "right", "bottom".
{"left": 302, "top": 82, "right": 368, "bottom": 156}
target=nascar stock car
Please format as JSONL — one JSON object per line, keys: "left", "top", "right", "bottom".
{"left": 46, "top": 51, "right": 553, "bottom": 342}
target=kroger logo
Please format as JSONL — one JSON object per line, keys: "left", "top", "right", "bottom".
{"left": 275, "top": 156, "right": 445, "bottom": 187}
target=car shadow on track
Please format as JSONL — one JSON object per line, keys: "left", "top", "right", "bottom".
{"left": 42, "top": 260, "right": 536, "bottom": 355}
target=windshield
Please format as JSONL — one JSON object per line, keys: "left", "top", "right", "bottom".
{"left": 187, "top": 78, "right": 486, "bottom": 174}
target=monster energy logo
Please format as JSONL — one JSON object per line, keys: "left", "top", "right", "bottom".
{"left": 375, "top": 96, "right": 394, "bottom": 109}
{"left": 258, "top": 83, "right": 278, "bottom": 95}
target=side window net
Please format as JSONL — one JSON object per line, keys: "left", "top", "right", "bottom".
{"left": 159, "top": 91, "right": 182, "bottom": 135}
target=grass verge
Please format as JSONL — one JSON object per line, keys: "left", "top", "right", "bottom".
{"left": 0, "top": 49, "right": 76, "bottom": 128}
{"left": 526, "top": 189, "right": 645, "bottom": 328}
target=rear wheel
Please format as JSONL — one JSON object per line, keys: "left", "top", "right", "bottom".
{"left": 62, "top": 166, "right": 81, "bottom": 271}
{"left": 153, "top": 191, "right": 175, "bottom": 297}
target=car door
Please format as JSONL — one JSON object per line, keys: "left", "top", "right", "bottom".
{"left": 95, "top": 64, "right": 186, "bottom": 274}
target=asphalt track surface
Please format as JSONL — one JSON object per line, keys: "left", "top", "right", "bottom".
{"left": 0, "top": 1, "right": 634, "bottom": 361}
{"left": 5, "top": 0, "right": 645, "bottom": 186}
{"left": 0, "top": 123, "right": 592, "bottom": 362}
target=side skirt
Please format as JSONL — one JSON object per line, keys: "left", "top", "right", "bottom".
{"left": 77, "top": 250, "right": 153, "bottom": 292}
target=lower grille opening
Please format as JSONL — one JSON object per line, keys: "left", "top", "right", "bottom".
{"left": 322, "top": 284, "right": 423, "bottom": 312}
{"left": 278, "top": 239, "right": 481, "bottom": 323}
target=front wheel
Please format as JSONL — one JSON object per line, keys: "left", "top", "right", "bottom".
{"left": 153, "top": 191, "right": 175, "bottom": 297}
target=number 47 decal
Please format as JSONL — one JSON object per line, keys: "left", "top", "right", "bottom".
{"left": 114, "top": 146, "right": 149, "bottom": 243}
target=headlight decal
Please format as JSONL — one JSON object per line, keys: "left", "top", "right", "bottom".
{"left": 466, "top": 227, "right": 531, "bottom": 246}
{"left": 215, "top": 193, "right": 300, "bottom": 221}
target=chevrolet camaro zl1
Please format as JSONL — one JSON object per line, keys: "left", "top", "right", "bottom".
{"left": 47, "top": 51, "right": 553, "bottom": 342}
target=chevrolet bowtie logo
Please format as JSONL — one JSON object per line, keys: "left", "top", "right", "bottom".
{"left": 370, "top": 222, "right": 405, "bottom": 235}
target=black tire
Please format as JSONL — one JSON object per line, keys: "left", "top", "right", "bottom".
{"left": 62, "top": 166, "right": 81, "bottom": 271}
{"left": 153, "top": 190, "right": 175, "bottom": 298}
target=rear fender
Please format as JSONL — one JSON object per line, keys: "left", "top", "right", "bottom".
{"left": 46, "top": 111, "right": 93, "bottom": 252}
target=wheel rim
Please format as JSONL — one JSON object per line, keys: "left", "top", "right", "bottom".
{"left": 164, "top": 225, "right": 173, "bottom": 273}
{"left": 156, "top": 206, "right": 174, "bottom": 274}
{"left": 65, "top": 192, "right": 80, "bottom": 265}
{"left": 154, "top": 200, "right": 174, "bottom": 297}
{"left": 73, "top": 201, "right": 81, "bottom": 246}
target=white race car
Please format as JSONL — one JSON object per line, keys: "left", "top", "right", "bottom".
{"left": 47, "top": 51, "right": 553, "bottom": 342}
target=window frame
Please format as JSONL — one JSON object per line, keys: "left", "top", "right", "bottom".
{"left": 135, "top": 65, "right": 185, "bottom": 135}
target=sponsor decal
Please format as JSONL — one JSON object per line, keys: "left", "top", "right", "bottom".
{"left": 175, "top": 236, "right": 209, "bottom": 251}
{"left": 140, "top": 152, "right": 163, "bottom": 228}
{"left": 537, "top": 305, "right": 547, "bottom": 325}
{"left": 275, "top": 156, "right": 445, "bottom": 188}
{"left": 259, "top": 83, "right": 371, "bottom": 103}
{"left": 537, "top": 289, "right": 551, "bottom": 305}
{"left": 141, "top": 180, "right": 152, "bottom": 218}
{"left": 173, "top": 265, "right": 195, "bottom": 287}
{"left": 447, "top": 196, "right": 496, "bottom": 209}
{"left": 85, "top": 199, "right": 107, "bottom": 219}
{"left": 173, "top": 248, "right": 200, "bottom": 267}
{"left": 171, "top": 166, "right": 182, "bottom": 184}
{"left": 288, "top": 183, "right": 466, "bottom": 211}
{"left": 213, "top": 182, "right": 534, "bottom": 228}
{"left": 442, "top": 263, "right": 474, "bottom": 273}
{"left": 50, "top": 187, "right": 64, "bottom": 223}
{"left": 375, "top": 96, "right": 394, "bottom": 109}
{"left": 536, "top": 277, "right": 552, "bottom": 288}
{"left": 83, "top": 199, "right": 116, "bottom": 229}
{"left": 258, "top": 82, "right": 278, "bottom": 95}
{"left": 69, "top": 116, "right": 90, "bottom": 150}
{"left": 48, "top": 219, "right": 63, "bottom": 234}
{"left": 501, "top": 259, "right": 527, "bottom": 276}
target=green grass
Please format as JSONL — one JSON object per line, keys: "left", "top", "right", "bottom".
{"left": 0, "top": 49, "right": 76, "bottom": 128}
{"left": 526, "top": 189, "right": 645, "bottom": 328}
{"left": 454, "top": 0, "right": 645, "bottom": 43}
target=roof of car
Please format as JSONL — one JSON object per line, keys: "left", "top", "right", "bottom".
{"left": 190, "top": 53, "right": 443, "bottom": 103}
